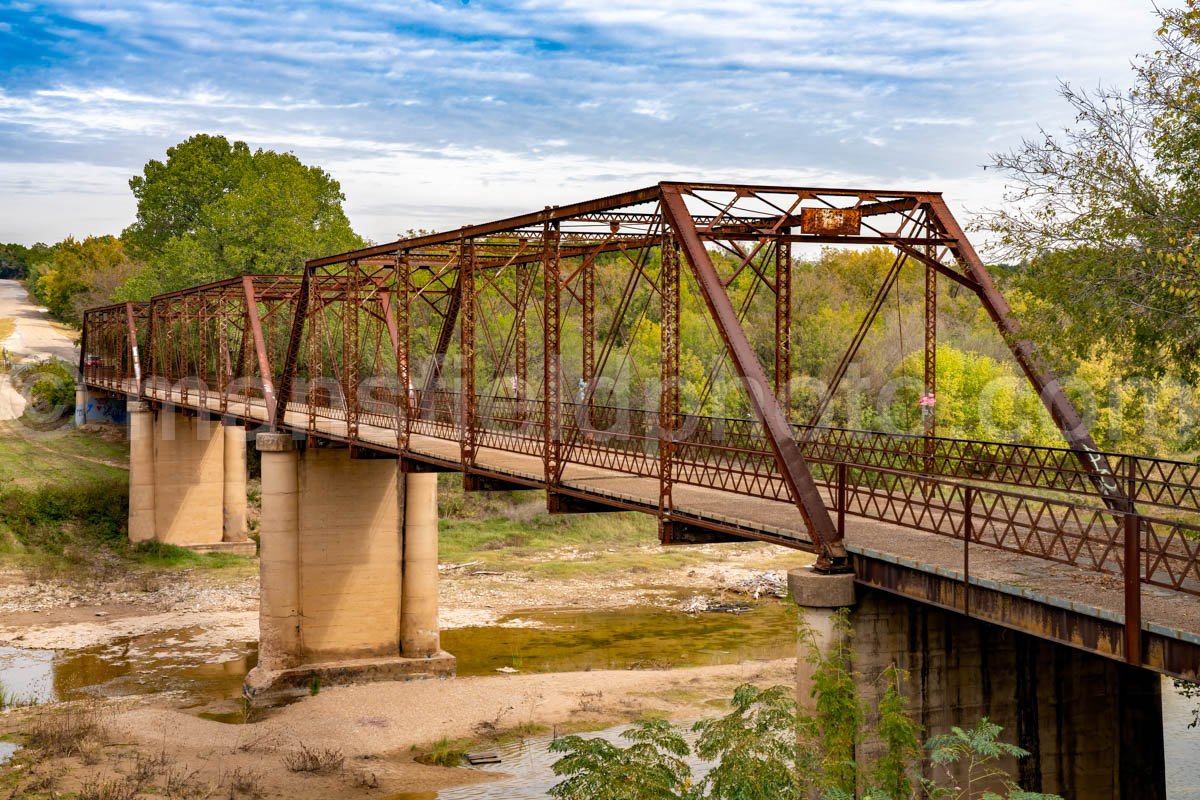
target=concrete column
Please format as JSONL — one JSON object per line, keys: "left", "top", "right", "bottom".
{"left": 256, "top": 432, "right": 300, "bottom": 671}
{"left": 127, "top": 401, "right": 156, "bottom": 543}
{"left": 74, "top": 386, "right": 86, "bottom": 427}
{"left": 790, "top": 566, "right": 857, "bottom": 705}
{"left": 401, "top": 471, "right": 440, "bottom": 658}
{"left": 153, "top": 412, "right": 224, "bottom": 545}
{"left": 222, "top": 421, "right": 248, "bottom": 542}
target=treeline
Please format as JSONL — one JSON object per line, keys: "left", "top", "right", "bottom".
{"left": 4, "top": 133, "right": 364, "bottom": 325}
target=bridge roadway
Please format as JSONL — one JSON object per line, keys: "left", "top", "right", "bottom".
{"left": 95, "top": 378, "right": 1200, "bottom": 683}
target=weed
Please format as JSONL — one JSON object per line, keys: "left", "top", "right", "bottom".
{"left": 26, "top": 702, "right": 104, "bottom": 757}
{"left": 130, "top": 748, "right": 170, "bottom": 782}
{"left": 224, "top": 766, "right": 264, "bottom": 798}
{"left": 163, "top": 765, "right": 204, "bottom": 799}
{"left": 78, "top": 774, "right": 147, "bottom": 800}
{"left": 308, "top": 677, "right": 320, "bottom": 696}
{"left": 283, "top": 743, "right": 345, "bottom": 774}
{"left": 415, "top": 737, "right": 471, "bottom": 767}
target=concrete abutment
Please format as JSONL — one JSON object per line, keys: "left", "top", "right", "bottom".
{"left": 245, "top": 435, "right": 453, "bottom": 699}
{"left": 789, "top": 568, "right": 1166, "bottom": 800}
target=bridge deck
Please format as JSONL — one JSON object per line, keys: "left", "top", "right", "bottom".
{"left": 101, "top": 381, "right": 1200, "bottom": 682}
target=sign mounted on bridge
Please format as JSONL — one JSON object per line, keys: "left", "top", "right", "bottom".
{"left": 800, "top": 207, "right": 861, "bottom": 236}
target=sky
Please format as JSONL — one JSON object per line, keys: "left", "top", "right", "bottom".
{"left": 0, "top": 0, "right": 1165, "bottom": 249}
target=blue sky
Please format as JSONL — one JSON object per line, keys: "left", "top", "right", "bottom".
{"left": 0, "top": 0, "right": 1162, "bottom": 247}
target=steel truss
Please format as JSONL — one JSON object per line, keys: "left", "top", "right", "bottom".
{"left": 81, "top": 182, "right": 1200, "bottom": 665}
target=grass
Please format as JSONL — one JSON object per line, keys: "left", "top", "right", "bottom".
{"left": 0, "top": 422, "right": 127, "bottom": 488}
{"left": 436, "top": 473, "right": 730, "bottom": 577}
{"left": 437, "top": 475, "right": 792, "bottom": 578}
{"left": 0, "top": 317, "right": 14, "bottom": 343}
{"left": 413, "top": 736, "right": 473, "bottom": 767}
{"left": 0, "top": 422, "right": 250, "bottom": 573}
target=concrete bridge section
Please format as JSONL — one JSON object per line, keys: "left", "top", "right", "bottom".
{"left": 792, "top": 569, "right": 1164, "bottom": 799}
{"left": 79, "top": 183, "right": 1200, "bottom": 798}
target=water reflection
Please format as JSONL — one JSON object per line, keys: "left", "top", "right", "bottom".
{"left": 389, "top": 723, "right": 711, "bottom": 800}
{"left": 443, "top": 602, "right": 796, "bottom": 676}
{"left": 0, "top": 626, "right": 258, "bottom": 708}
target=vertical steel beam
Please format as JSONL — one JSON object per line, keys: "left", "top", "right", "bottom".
{"left": 543, "top": 221, "right": 562, "bottom": 494}
{"left": 924, "top": 228, "right": 938, "bottom": 466}
{"left": 660, "top": 185, "right": 848, "bottom": 571}
{"left": 659, "top": 232, "right": 680, "bottom": 520}
{"left": 396, "top": 254, "right": 412, "bottom": 449}
{"left": 516, "top": 261, "right": 530, "bottom": 399}
{"left": 582, "top": 255, "right": 595, "bottom": 388}
{"left": 342, "top": 264, "right": 361, "bottom": 440}
{"left": 460, "top": 240, "right": 477, "bottom": 471}
{"left": 124, "top": 301, "right": 143, "bottom": 396}
{"left": 774, "top": 238, "right": 792, "bottom": 413}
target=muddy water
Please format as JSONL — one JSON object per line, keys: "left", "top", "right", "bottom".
{"left": 0, "top": 601, "right": 795, "bottom": 711}
{"left": 0, "top": 627, "right": 256, "bottom": 707}
{"left": 386, "top": 722, "right": 713, "bottom": 800}
{"left": 1, "top": 600, "right": 1197, "bottom": 798}
{"left": 444, "top": 602, "right": 796, "bottom": 677}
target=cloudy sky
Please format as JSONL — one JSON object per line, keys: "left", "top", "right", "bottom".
{"left": 0, "top": 0, "right": 1163, "bottom": 247}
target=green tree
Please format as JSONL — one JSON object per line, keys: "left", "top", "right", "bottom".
{"left": 692, "top": 684, "right": 800, "bottom": 800}
{"left": 119, "top": 134, "right": 365, "bottom": 298}
{"left": 981, "top": 1, "right": 1200, "bottom": 382}
{"left": 923, "top": 720, "right": 1047, "bottom": 800}
{"left": 30, "top": 236, "right": 138, "bottom": 324}
{"left": 123, "top": 133, "right": 253, "bottom": 258}
{"left": 548, "top": 718, "right": 693, "bottom": 800}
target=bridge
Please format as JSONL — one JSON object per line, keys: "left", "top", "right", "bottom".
{"left": 79, "top": 182, "right": 1195, "bottom": 797}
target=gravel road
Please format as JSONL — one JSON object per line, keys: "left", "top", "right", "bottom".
{"left": 0, "top": 278, "right": 79, "bottom": 420}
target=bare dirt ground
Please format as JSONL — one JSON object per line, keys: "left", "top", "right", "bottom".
{"left": 2, "top": 658, "right": 794, "bottom": 799}
{"left": 0, "top": 547, "right": 807, "bottom": 799}
{"left": 0, "top": 542, "right": 803, "bottom": 651}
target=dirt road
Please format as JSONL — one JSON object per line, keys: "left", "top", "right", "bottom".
{"left": 0, "top": 278, "right": 79, "bottom": 420}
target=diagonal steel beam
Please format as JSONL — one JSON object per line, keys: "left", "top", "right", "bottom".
{"left": 925, "top": 197, "right": 1125, "bottom": 507}
{"left": 242, "top": 276, "right": 279, "bottom": 426}
{"left": 659, "top": 184, "right": 850, "bottom": 572}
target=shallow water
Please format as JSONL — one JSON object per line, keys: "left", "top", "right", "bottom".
{"left": 0, "top": 626, "right": 257, "bottom": 708}
{"left": 0, "top": 600, "right": 795, "bottom": 712}
{"left": 386, "top": 722, "right": 712, "bottom": 800}
{"left": 0, "top": 600, "right": 1197, "bottom": 798}
{"left": 443, "top": 601, "right": 797, "bottom": 677}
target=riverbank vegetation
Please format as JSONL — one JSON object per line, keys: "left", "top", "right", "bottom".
{"left": 549, "top": 612, "right": 1060, "bottom": 800}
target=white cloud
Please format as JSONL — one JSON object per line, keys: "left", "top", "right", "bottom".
{"left": 0, "top": 0, "right": 1166, "bottom": 251}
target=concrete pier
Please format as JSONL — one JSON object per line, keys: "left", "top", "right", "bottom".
{"left": 245, "top": 438, "right": 454, "bottom": 699}
{"left": 790, "top": 573, "right": 1167, "bottom": 800}
{"left": 127, "top": 400, "right": 156, "bottom": 544}
{"left": 123, "top": 405, "right": 254, "bottom": 554}
{"left": 255, "top": 432, "right": 301, "bottom": 672}
{"left": 401, "top": 471, "right": 441, "bottom": 658}
{"left": 153, "top": 411, "right": 223, "bottom": 546}
{"left": 221, "top": 421, "right": 248, "bottom": 542}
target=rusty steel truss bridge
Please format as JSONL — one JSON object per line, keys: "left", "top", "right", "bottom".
{"left": 80, "top": 182, "right": 1200, "bottom": 681}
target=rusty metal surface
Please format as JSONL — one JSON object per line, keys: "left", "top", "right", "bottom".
{"left": 799, "top": 206, "right": 862, "bottom": 236}
{"left": 80, "top": 182, "right": 1200, "bottom": 670}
